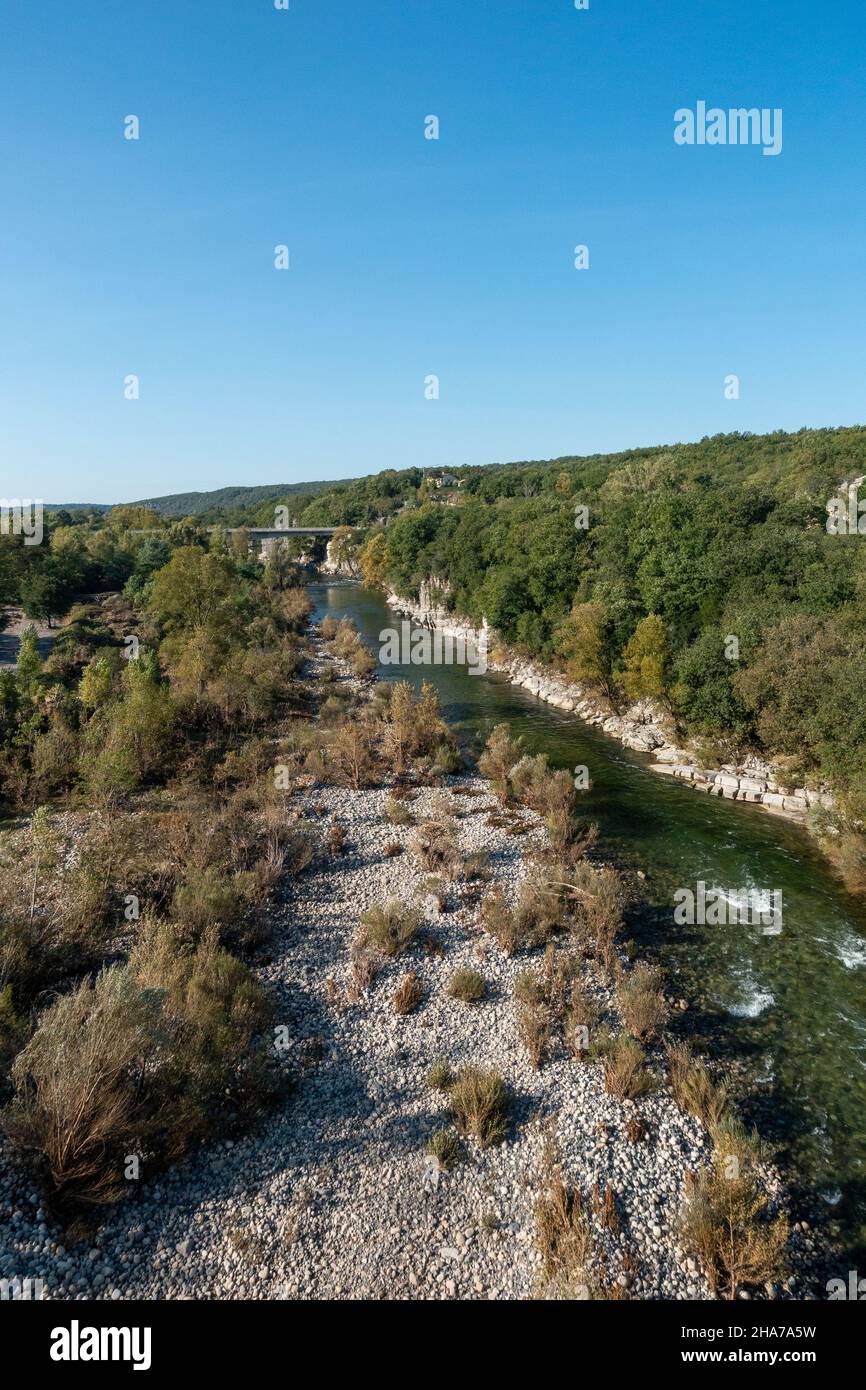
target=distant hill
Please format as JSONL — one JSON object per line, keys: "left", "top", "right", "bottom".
{"left": 129, "top": 480, "right": 342, "bottom": 519}
{"left": 46, "top": 503, "right": 111, "bottom": 512}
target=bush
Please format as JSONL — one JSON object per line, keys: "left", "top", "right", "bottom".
{"left": 358, "top": 899, "right": 421, "bottom": 957}
{"left": 328, "top": 723, "right": 378, "bottom": 789}
{"left": 618, "top": 962, "right": 668, "bottom": 1044}
{"left": 515, "top": 948, "right": 594, "bottom": 1068}
{"left": 567, "top": 863, "right": 625, "bottom": 976}
{"left": 680, "top": 1140, "right": 788, "bottom": 1299}
{"left": 666, "top": 1041, "right": 730, "bottom": 1132}
{"left": 535, "top": 1169, "right": 592, "bottom": 1299}
{"left": 427, "top": 1057, "right": 453, "bottom": 1091}
{"left": 4, "top": 919, "right": 274, "bottom": 1209}
{"left": 603, "top": 1037, "right": 655, "bottom": 1100}
{"left": 430, "top": 741, "right": 462, "bottom": 776}
{"left": 514, "top": 867, "right": 568, "bottom": 943}
{"left": 393, "top": 969, "right": 423, "bottom": 1014}
{"left": 5, "top": 967, "right": 164, "bottom": 1205}
{"left": 384, "top": 796, "right": 414, "bottom": 826}
{"left": 447, "top": 968, "right": 485, "bottom": 1004}
{"left": 449, "top": 1065, "right": 510, "bottom": 1147}
{"left": 480, "top": 885, "right": 523, "bottom": 955}
{"left": 412, "top": 820, "right": 460, "bottom": 877}
{"left": 171, "top": 865, "right": 244, "bottom": 941}
{"left": 325, "top": 819, "right": 346, "bottom": 856}
{"left": 426, "top": 1128, "right": 462, "bottom": 1171}
{"left": 515, "top": 972, "right": 550, "bottom": 1070}
{"left": 478, "top": 724, "right": 523, "bottom": 802}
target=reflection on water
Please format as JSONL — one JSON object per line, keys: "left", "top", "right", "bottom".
{"left": 311, "top": 581, "right": 866, "bottom": 1254}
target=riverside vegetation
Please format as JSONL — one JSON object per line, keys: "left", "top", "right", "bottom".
{"left": 0, "top": 517, "right": 803, "bottom": 1296}
{"left": 285, "top": 427, "right": 866, "bottom": 887}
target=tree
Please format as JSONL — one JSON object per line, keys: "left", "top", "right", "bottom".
{"left": 148, "top": 547, "right": 238, "bottom": 634}
{"left": 619, "top": 615, "right": 669, "bottom": 703}
{"left": 16, "top": 625, "right": 43, "bottom": 693}
{"left": 105, "top": 505, "right": 162, "bottom": 531}
{"left": 359, "top": 533, "right": 390, "bottom": 590}
{"left": 557, "top": 601, "right": 618, "bottom": 703}
{"left": 20, "top": 560, "right": 74, "bottom": 627}
{"left": 79, "top": 656, "right": 115, "bottom": 712}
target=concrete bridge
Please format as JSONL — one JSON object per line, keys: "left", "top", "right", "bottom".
{"left": 221, "top": 527, "right": 339, "bottom": 540}
{"left": 212, "top": 526, "right": 342, "bottom": 561}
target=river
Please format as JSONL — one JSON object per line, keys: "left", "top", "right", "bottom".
{"left": 311, "top": 579, "right": 866, "bottom": 1260}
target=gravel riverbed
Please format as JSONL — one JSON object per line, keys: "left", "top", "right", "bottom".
{"left": 0, "top": 638, "right": 815, "bottom": 1301}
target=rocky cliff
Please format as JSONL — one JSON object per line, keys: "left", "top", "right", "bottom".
{"left": 386, "top": 583, "right": 835, "bottom": 824}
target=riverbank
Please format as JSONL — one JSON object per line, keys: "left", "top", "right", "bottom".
{"left": 382, "top": 584, "right": 836, "bottom": 831}
{"left": 0, "top": 619, "right": 826, "bottom": 1300}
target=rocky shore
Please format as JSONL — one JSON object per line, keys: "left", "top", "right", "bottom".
{"left": 384, "top": 582, "right": 835, "bottom": 827}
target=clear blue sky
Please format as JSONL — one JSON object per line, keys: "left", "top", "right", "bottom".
{"left": 2, "top": 0, "right": 865, "bottom": 503}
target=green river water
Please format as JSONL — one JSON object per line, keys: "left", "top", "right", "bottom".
{"left": 311, "top": 580, "right": 866, "bottom": 1259}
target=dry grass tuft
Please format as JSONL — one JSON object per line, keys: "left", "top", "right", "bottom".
{"left": 449, "top": 1065, "right": 510, "bottom": 1147}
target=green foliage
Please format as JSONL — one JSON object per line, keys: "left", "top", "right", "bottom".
{"left": 301, "top": 427, "right": 866, "bottom": 821}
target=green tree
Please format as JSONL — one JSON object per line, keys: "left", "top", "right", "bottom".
{"left": 148, "top": 547, "right": 238, "bottom": 634}
{"left": 619, "top": 614, "right": 669, "bottom": 703}
{"left": 557, "top": 601, "right": 618, "bottom": 703}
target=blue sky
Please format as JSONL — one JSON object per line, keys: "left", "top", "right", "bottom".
{"left": 2, "top": 0, "right": 865, "bottom": 503}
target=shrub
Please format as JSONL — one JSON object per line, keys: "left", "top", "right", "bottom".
{"left": 515, "top": 972, "right": 550, "bottom": 1070}
{"left": 567, "top": 863, "right": 626, "bottom": 975}
{"left": 130, "top": 922, "right": 272, "bottom": 1139}
{"left": 680, "top": 1143, "right": 788, "bottom": 1299}
{"left": 447, "top": 968, "right": 485, "bottom": 1004}
{"left": 412, "top": 820, "right": 460, "bottom": 878}
{"left": 510, "top": 755, "right": 579, "bottom": 848}
{"left": 535, "top": 1168, "right": 592, "bottom": 1299}
{"left": 563, "top": 977, "right": 600, "bottom": 1060}
{"left": 283, "top": 825, "right": 318, "bottom": 878}
{"left": 666, "top": 1041, "right": 730, "bottom": 1132}
{"left": 515, "top": 949, "right": 593, "bottom": 1068}
{"left": 325, "top": 819, "right": 346, "bottom": 856}
{"left": 449, "top": 1065, "right": 510, "bottom": 1147}
{"left": 426, "top": 1128, "right": 462, "bottom": 1171}
{"left": 171, "top": 865, "right": 244, "bottom": 941}
{"left": 514, "top": 868, "right": 568, "bottom": 944}
{"left": 430, "top": 741, "right": 462, "bottom": 776}
{"left": 478, "top": 724, "right": 523, "bottom": 802}
{"left": 603, "top": 1037, "right": 655, "bottom": 1100}
{"left": 383, "top": 840, "right": 403, "bottom": 857}
{"left": 382, "top": 681, "right": 448, "bottom": 773}
{"left": 393, "top": 969, "right": 423, "bottom": 1014}
{"left": 462, "top": 849, "right": 491, "bottom": 882}
{"left": 348, "top": 937, "right": 380, "bottom": 999}
{"left": 625, "top": 1116, "right": 648, "bottom": 1143}
{"left": 328, "top": 723, "right": 377, "bottom": 790}
{"left": 358, "top": 899, "right": 421, "bottom": 957}
{"left": 5, "top": 967, "right": 164, "bottom": 1205}
{"left": 349, "top": 643, "right": 376, "bottom": 680}
{"left": 384, "top": 796, "right": 413, "bottom": 826}
{"left": 480, "top": 885, "right": 523, "bottom": 955}
{"left": 427, "top": 1057, "right": 453, "bottom": 1091}
{"left": 619, "top": 962, "right": 668, "bottom": 1044}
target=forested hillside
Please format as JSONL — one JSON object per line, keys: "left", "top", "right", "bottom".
{"left": 293, "top": 428, "right": 866, "bottom": 843}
